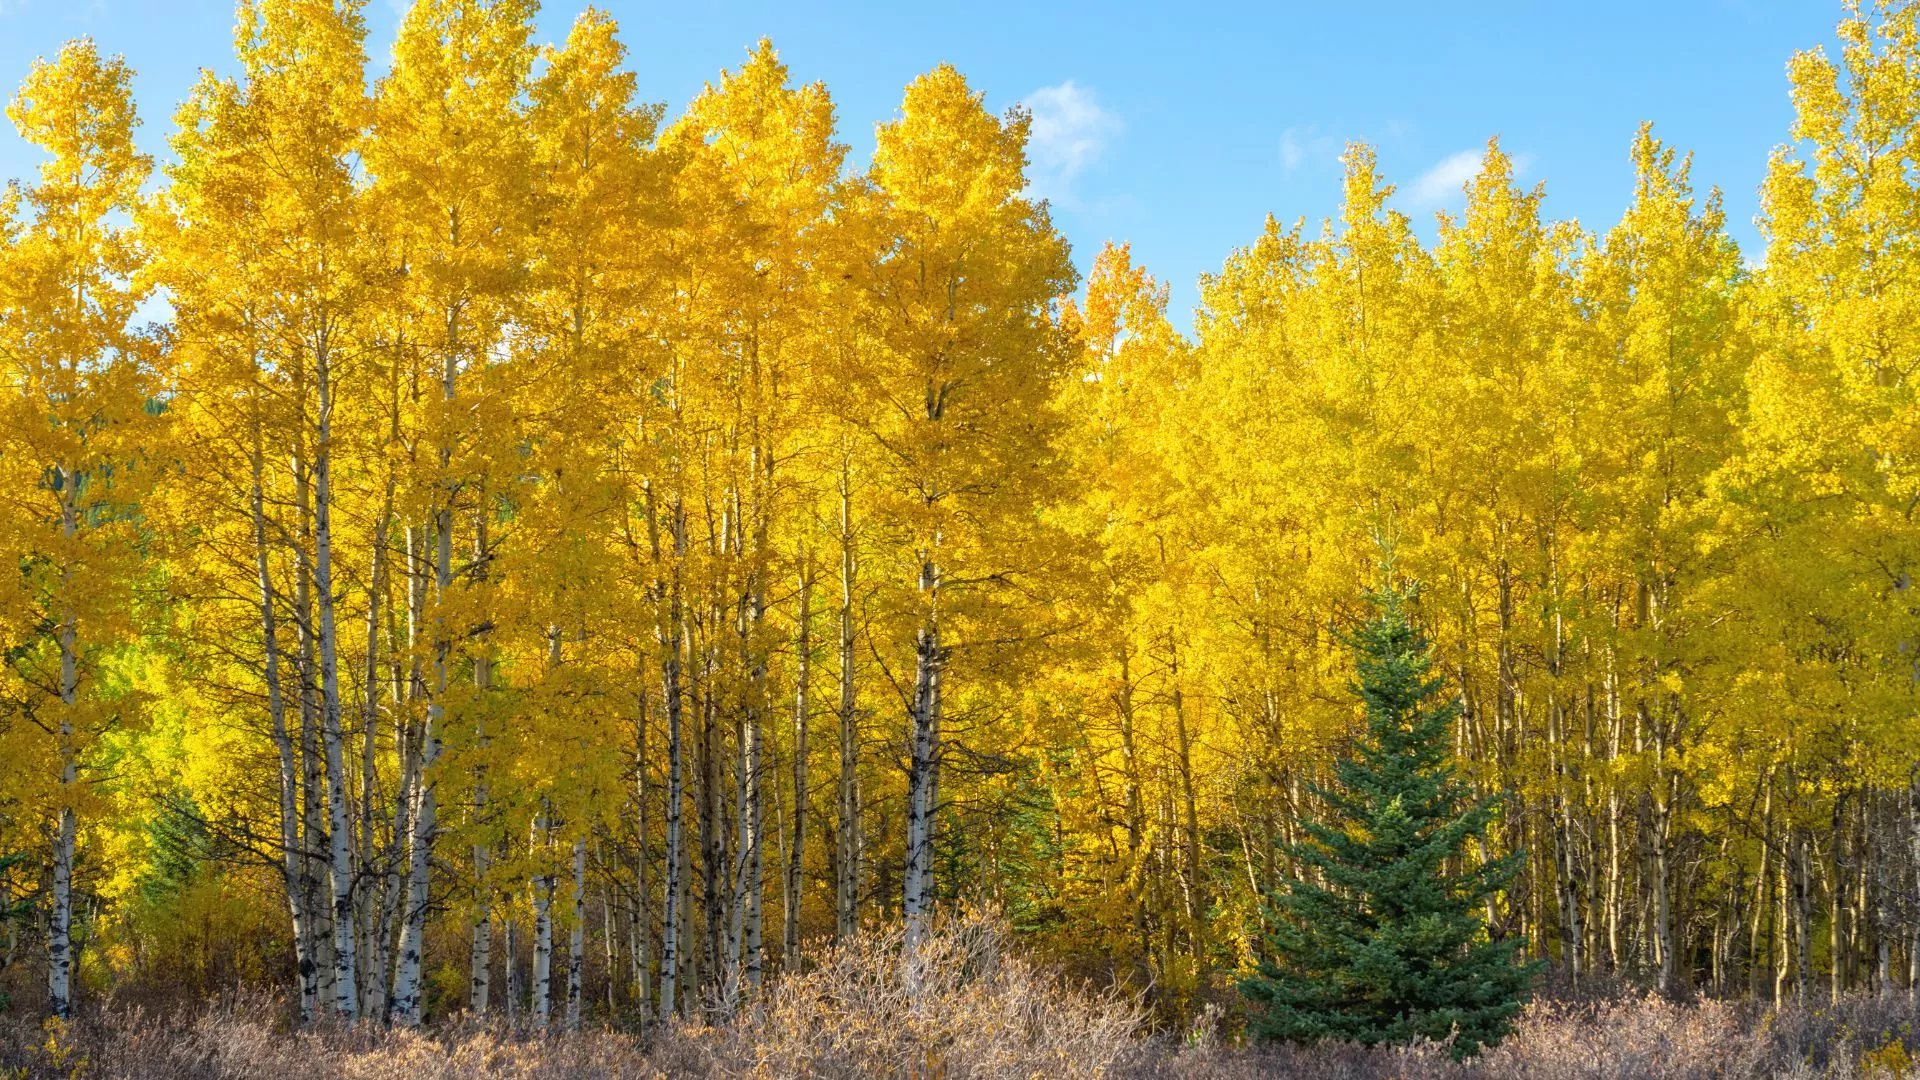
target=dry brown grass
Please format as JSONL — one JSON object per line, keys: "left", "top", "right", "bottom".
{"left": 3, "top": 915, "right": 1916, "bottom": 1079}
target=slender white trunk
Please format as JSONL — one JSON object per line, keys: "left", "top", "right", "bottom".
{"left": 390, "top": 508, "right": 450, "bottom": 1026}
{"left": 48, "top": 488, "right": 78, "bottom": 1018}
{"left": 359, "top": 493, "right": 392, "bottom": 1019}
{"left": 658, "top": 666, "right": 684, "bottom": 1020}
{"left": 1651, "top": 763, "right": 1674, "bottom": 995}
{"left": 531, "top": 812, "right": 554, "bottom": 1028}
{"left": 394, "top": 323, "right": 462, "bottom": 1023}
{"left": 835, "top": 469, "right": 860, "bottom": 941}
{"left": 632, "top": 680, "right": 652, "bottom": 1022}
{"left": 601, "top": 880, "right": 617, "bottom": 1014}
{"left": 254, "top": 440, "right": 318, "bottom": 1021}
{"left": 1793, "top": 821, "right": 1812, "bottom": 1000}
{"left": 903, "top": 559, "right": 941, "bottom": 955}
{"left": 1875, "top": 792, "right": 1894, "bottom": 999}
{"left": 566, "top": 837, "right": 586, "bottom": 1030}
{"left": 471, "top": 839, "right": 492, "bottom": 1013}
{"left": 470, "top": 512, "right": 494, "bottom": 1014}
{"left": 741, "top": 607, "right": 765, "bottom": 989}
{"left": 313, "top": 339, "right": 359, "bottom": 1020}
{"left": 1909, "top": 780, "right": 1920, "bottom": 1002}
{"left": 656, "top": 491, "right": 687, "bottom": 1020}
{"left": 504, "top": 916, "right": 521, "bottom": 1023}
{"left": 785, "top": 563, "right": 812, "bottom": 966}
{"left": 293, "top": 450, "right": 333, "bottom": 1014}
{"left": 49, "top": 810, "right": 75, "bottom": 1019}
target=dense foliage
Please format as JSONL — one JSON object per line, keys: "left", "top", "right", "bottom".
{"left": 2, "top": 0, "right": 1920, "bottom": 1034}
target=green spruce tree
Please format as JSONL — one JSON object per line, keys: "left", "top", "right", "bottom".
{"left": 1241, "top": 575, "right": 1539, "bottom": 1056}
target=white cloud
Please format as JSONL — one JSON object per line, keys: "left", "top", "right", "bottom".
{"left": 1407, "top": 149, "right": 1484, "bottom": 206}
{"left": 1280, "top": 125, "right": 1339, "bottom": 175}
{"left": 1022, "top": 81, "right": 1120, "bottom": 200}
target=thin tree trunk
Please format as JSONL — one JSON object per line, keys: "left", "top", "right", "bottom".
{"left": 1832, "top": 796, "right": 1848, "bottom": 1003}
{"left": 254, "top": 437, "right": 318, "bottom": 1022}
{"left": 359, "top": 488, "right": 393, "bottom": 1019}
{"left": 656, "top": 488, "right": 687, "bottom": 1020}
{"left": 632, "top": 675, "right": 652, "bottom": 1022}
{"left": 602, "top": 875, "right": 618, "bottom": 1014}
{"left": 1650, "top": 742, "right": 1675, "bottom": 996}
{"left": 1170, "top": 640, "right": 1205, "bottom": 952}
{"left": 504, "top": 915, "right": 521, "bottom": 1024}
{"left": 390, "top": 503, "right": 452, "bottom": 1026}
{"left": 294, "top": 448, "right": 333, "bottom": 1014}
{"left": 47, "top": 480, "right": 79, "bottom": 1019}
{"left": 314, "top": 336, "right": 360, "bottom": 1020}
{"left": 1793, "top": 819, "right": 1812, "bottom": 1001}
{"left": 786, "top": 561, "right": 812, "bottom": 967}
{"left": 532, "top": 810, "right": 554, "bottom": 1029}
{"left": 835, "top": 467, "right": 861, "bottom": 941}
{"left": 470, "top": 511, "right": 495, "bottom": 1015}
{"left": 742, "top": 677, "right": 765, "bottom": 989}
{"left": 903, "top": 558, "right": 942, "bottom": 954}
{"left": 698, "top": 629, "right": 727, "bottom": 1000}
{"left": 566, "top": 837, "right": 586, "bottom": 1030}
{"left": 1909, "top": 778, "right": 1920, "bottom": 1002}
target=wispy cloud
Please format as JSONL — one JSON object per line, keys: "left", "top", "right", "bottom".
{"left": 1021, "top": 80, "right": 1120, "bottom": 207}
{"left": 1407, "top": 150, "right": 1484, "bottom": 206}
{"left": 1280, "top": 125, "right": 1339, "bottom": 175}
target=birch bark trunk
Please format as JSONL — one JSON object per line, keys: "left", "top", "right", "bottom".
{"left": 566, "top": 838, "right": 586, "bottom": 1030}
{"left": 254, "top": 438, "right": 318, "bottom": 1022}
{"left": 532, "top": 810, "right": 554, "bottom": 1028}
{"left": 47, "top": 475, "right": 78, "bottom": 1019}
{"left": 470, "top": 512, "right": 495, "bottom": 1015}
{"left": 835, "top": 467, "right": 861, "bottom": 941}
{"left": 390, "top": 505, "right": 451, "bottom": 1025}
{"left": 655, "top": 488, "right": 688, "bottom": 1020}
{"left": 785, "top": 563, "right": 812, "bottom": 966}
{"left": 314, "top": 335, "right": 360, "bottom": 1020}
{"left": 632, "top": 676, "right": 652, "bottom": 1021}
{"left": 358, "top": 487, "right": 392, "bottom": 1019}
{"left": 903, "top": 559, "right": 942, "bottom": 955}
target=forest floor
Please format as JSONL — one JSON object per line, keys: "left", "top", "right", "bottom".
{"left": 4, "top": 920, "right": 1918, "bottom": 1079}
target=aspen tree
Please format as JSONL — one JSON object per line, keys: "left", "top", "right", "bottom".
{"left": 368, "top": 0, "right": 538, "bottom": 1025}
{"left": 859, "top": 65, "right": 1076, "bottom": 953}
{"left": 0, "top": 38, "right": 153, "bottom": 1021}
{"left": 659, "top": 40, "right": 844, "bottom": 989}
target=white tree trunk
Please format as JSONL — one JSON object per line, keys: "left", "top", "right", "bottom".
{"left": 254, "top": 443, "right": 318, "bottom": 1022}
{"left": 47, "top": 477, "right": 81, "bottom": 1020}
{"left": 903, "top": 558, "right": 942, "bottom": 955}
{"left": 656, "top": 493, "right": 688, "bottom": 1020}
{"left": 786, "top": 564, "right": 811, "bottom": 966}
{"left": 632, "top": 682, "right": 652, "bottom": 1021}
{"left": 48, "top": 585, "right": 77, "bottom": 1018}
{"left": 293, "top": 452, "right": 333, "bottom": 1015}
{"left": 313, "top": 343, "right": 359, "bottom": 1020}
{"left": 358, "top": 493, "right": 392, "bottom": 1019}
{"left": 836, "top": 474, "right": 860, "bottom": 941}
{"left": 469, "top": 514, "right": 494, "bottom": 1014}
{"left": 566, "top": 837, "right": 586, "bottom": 1030}
{"left": 531, "top": 812, "right": 554, "bottom": 1029}
{"left": 741, "top": 618, "right": 765, "bottom": 989}
{"left": 504, "top": 916, "right": 520, "bottom": 1023}
{"left": 471, "top": 839, "right": 492, "bottom": 1014}
{"left": 389, "top": 508, "right": 451, "bottom": 1026}
{"left": 48, "top": 805, "right": 75, "bottom": 1019}
{"left": 1909, "top": 780, "right": 1920, "bottom": 1002}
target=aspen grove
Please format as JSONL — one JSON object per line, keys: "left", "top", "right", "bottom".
{"left": 5, "top": 0, "right": 1920, "bottom": 1032}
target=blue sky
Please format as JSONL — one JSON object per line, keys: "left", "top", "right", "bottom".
{"left": 0, "top": 1, "right": 1845, "bottom": 328}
